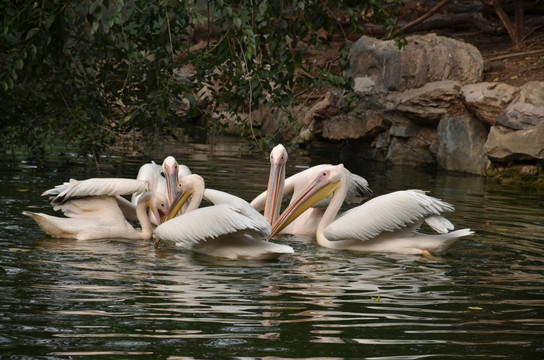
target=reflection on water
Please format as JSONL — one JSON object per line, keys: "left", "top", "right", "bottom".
{"left": 1, "top": 138, "right": 543, "bottom": 358}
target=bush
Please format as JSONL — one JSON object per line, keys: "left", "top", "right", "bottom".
{"left": 0, "top": 0, "right": 400, "bottom": 162}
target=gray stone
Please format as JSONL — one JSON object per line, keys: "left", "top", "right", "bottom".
{"left": 485, "top": 122, "right": 544, "bottom": 161}
{"left": 519, "top": 81, "right": 544, "bottom": 106}
{"left": 321, "top": 111, "right": 389, "bottom": 141}
{"left": 385, "top": 137, "right": 436, "bottom": 165}
{"left": 303, "top": 91, "right": 342, "bottom": 134}
{"left": 461, "top": 82, "right": 518, "bottom": 125}
{"left": 437, "top": 116, "right": 490, "bottom": 175}
{"left": 387, "top": 115, "right": 420, "bottom": 138}
{"left": 349, "top": 34, "right": 483, "bottom": 93}
{"left": 497, "top": 102, "right": 544, "bottom": 130}
{"left": 353, "top": 76, "right": 375, "bottom": 96}
{"left": 372, "top": 131, "right": 389, "bottom": 149}
{"left": 388, "top": 80, "right": 462, "bottom": 126}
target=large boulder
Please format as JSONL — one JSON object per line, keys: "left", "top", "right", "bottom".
{"left": 485, "top": 122, "right": 544, "bottom": 161}
{"left": 437, "top": 116, "right": 490, "bottom": 175}
{"left": 461, "top": 82, "right": 518, "bottom": 125}
{"left": 303, "top": 91, "right": 344, "bottom": 134}
{"left": 496, "top": 81, "right": 544, "bottom": 131}
{"left": 349, "top": 34, "right": 483, "bottom": 93}
{"left": 386, "top": 128, "right": 437, "bottom": 165}
{"left": 483, "top": 81, "right": 544, "bottom": 162}
{"left": 497, "top": 102, "right": 544, "bottom": 130}
{"left": 386, "top": 80, "right": 462, "bottom": 127}
{"left": 519, "top": 81, "right": 544, "bottom": 106}
{"left": 321, "top": 110, "right": 389, "bottom": 141}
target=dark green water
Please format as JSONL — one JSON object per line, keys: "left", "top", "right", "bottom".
{"left": 2, "top": 138, "right": 543, "bottom": 359}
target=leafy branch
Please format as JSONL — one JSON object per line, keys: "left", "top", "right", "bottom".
{"left": 0, "top": 0, "right": 401, "bottom": 162}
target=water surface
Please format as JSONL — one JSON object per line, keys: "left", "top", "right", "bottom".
{"left": 1, "top": 138, "right": 543, "bottom": 359}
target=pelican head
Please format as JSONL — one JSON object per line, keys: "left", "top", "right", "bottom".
{"left": 164, "top": 174, "right": 205, "bottom": 222}
{"left": 140, "top": 191, "right": 170, "bottom": 225}
{"left": 268, "top": 165, "right": 345, "bottom": 239}
{"left": 154, "top": 174, "right": 204, "bottom": 247}
{"left": 264, "top": 144, "right": 288, "bottom": 225}
{"left": 161, "top": 156, "right": 180, "bottom": 206}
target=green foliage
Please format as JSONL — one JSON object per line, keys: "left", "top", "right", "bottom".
{"left": 0, "top": 0, "right": 401, "bottom": 161}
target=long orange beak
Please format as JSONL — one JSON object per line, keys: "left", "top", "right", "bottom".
{"left": 263, "top": 160, "right": 286, "bottom": 225}
{"left": 163, "top": 163, "right": 179, "bottom": 207}
{"left": 267, "top": 171, "right": 339, "bottom": 240}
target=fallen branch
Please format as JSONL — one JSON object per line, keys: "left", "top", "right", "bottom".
{"left": 486, "top": 48, "right": 544, "bottom": 62}
{"left": 400, "top": 0, "right": 452, "bottom": 33}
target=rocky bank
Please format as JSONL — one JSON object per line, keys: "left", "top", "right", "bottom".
{"left": 260, "top": 34, "right": 544, "bottom": 183}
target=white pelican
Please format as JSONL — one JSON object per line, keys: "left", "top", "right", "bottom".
{"left": 250, "top": 144, "right": 372, "bottom": 235}
{"left": 269, "top": 164, "right": 473, "bottom": 255}
{"left": 154, "top": 174, "right": 294, "bottom": 260}
{"left": 131, "top": 156, "right": 192, "bottom": 207}
{"left": 23, "top": 178, "right": 169, "bottom": 241}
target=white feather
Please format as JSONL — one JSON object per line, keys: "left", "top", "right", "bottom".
{"left": 44, "top": 178, "right": 148, "bottom": 204}
{"left": 155, "top": 176, "right": 292, "bottom": 260}
{"left": 324, "top": 190, "right": 454, "bottom": 242}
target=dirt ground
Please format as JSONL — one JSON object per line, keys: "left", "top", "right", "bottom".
{"left": 457, "top": 31, "right": 544, "bottom": 87}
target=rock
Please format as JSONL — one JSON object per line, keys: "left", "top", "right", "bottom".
{"left": 494, "top": 81, "right": 544, "bottom": 131}
{"left": 349, "top": 34, "right": 483, "bottom": 93}
{"left": 497, "top": 102, "right": 544, "bottom": 130}
{"left": 461, "top": 82, "right": 518, "bottom": 125}
{"left": 485, "top": 122, "right": 544, "bottom": 161}
{"left": 385, "top": 113, "right": 421, "bottom": 138}
{"left": 519, "top": 81, "right": 544, "bottom": 106}
{"left": 385, "top": 137, "right": 436, "bottom": 165}
{"left": 294, "top": 128, "right": 315, "bottom": 145}
{"left": 372, "top": 131, "right": 389, "bottom": 149}
{"left": 303, "top": 91, "right": 342, "bottom": 134}
{"left": 321, "top": 110, "right": 389, "bottom": 141}
{"left": 385, "top": 126, "right": 438, "bottom": 165}
{"left": 389, "top": 121, "right": 420, "bottom": 138}
{"left": 437, "top": 116, "right": 490, "bottom": 175}
{"left": 353, "top": 77, "right": 375, "bottom": 96}
{"left": 259, "top": 105, "right": 303, "bottom": 141}
{"left": 387, "top": 80, "right": 462, "bottom": 126}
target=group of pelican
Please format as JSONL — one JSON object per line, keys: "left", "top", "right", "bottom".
{"left": 23, "top": 146, "right": 474, "bottom": 259}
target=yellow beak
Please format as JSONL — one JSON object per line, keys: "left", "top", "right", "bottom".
{"left": 163, "top": 188, "right": 195, "bottom": 222}
{"left": 267, "top": 173, "right": 340, "bottom": 240}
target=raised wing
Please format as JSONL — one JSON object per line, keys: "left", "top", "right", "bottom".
{"left": 324, "top": 190, "right": 454, "bottom": 242}
{"left": 345, "top": 173, "right": 372, "bottom": 204}
{"left": 44, "top": 178, "right": 148, "bottom": 204}
{"left": 52, "top": 196, "right": 126, "bottom": 221}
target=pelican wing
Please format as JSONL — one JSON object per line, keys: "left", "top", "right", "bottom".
{"left": 324, "top": 190, "right": 455, "bottom": 242}
{"left": 155, "top": 203, "right": 271, "bottom": 248}
{"left": 424, "top": 215, "right": 455, "bottom": 234}
{"left": 346, "top": 173, "right": 373, "bottom": 204}
{"left": 136, "top": 162, "right": 162, "bottom": 188}
{"left": 45, "top": 178, "right": 148, "bottom": 204}
{"left": 178, "top": 164, "right": 192, "bottom": 178}
{"left": 115, "top": 195, "right": 138, "bottom": 221}
{"left": 52, "top": 196, "right": 126, "bottom": 220}
{"left": 203, "top": 188, "right": 271, "bottom": 233}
